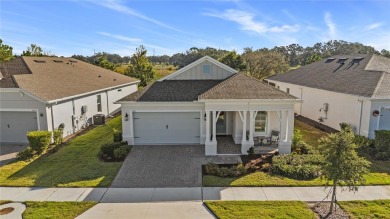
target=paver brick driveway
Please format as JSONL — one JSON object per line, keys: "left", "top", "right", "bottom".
{"left": 111, "top": 145, "right": 241, "bottom": 188}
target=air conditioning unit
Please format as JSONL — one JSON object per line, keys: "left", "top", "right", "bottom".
{"left": 93, "top": 114, "right": 105, "bottom": 125}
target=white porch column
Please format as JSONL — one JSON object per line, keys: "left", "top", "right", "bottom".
{"left": 123, "top": 110, "right": 134, "bottom": 145}
{"left": 212, "top": 111, "right": 217, "bottom": 142}
{"left": 287, "top": 110, "right": 294, "bottom": 142}
{"left": 278, "top": 110, "right": 292, "bottom": 154}
{"left": 205, "top": 110, "right": 217, "bottom": 156}
{"left": 248, "top": 111, "right": 255, "bottom": 146}
{"left": 205, "top": 111, "right": 210, "bottom": 142}
{"left": 241, "top": 111, "right": 247, "bottom": 144}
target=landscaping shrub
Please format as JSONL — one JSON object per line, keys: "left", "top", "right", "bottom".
{"left": 354, "top": 134, "right": 375, "bottom": 149}
{"left": 247, "top": 146, "right": 255, "bottom": 157}
{"left": 27, "top": 130, "right": 51, "bottom": 154}
{"left": 53, "top": 129, "right": 63, "bottom": 146}
{"left": 113, "top": 130, "right": 122, "bottom": 143}
{"left": 16, "top": 147, "right": 34, "bottom": 160}
{"left": 340, "top": 122, "right": 353, "bottom": 132}
{"left": 292, "top": 129, "right": 304, "bottom": 147}
{"left": 204, "top": 162, "right": 247, "bottom": 177}
{"left": 374, "top": 130, "right": 390, "bottom": 155}
{"left": 113, "top": 145, "right": 130, "bottom": 161}
{"left": 272, "top": 154, "right": 324, "bottom": 180}
{"left": 99, "top": 142, "right": 129, "bottom": 161}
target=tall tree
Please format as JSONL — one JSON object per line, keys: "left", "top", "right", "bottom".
{"left": 305, "top": 54, "right": 322, "bottom": 65}
{"left": 126, "top": 45, "right": 155, "bottom": 87}
{"left": 219, "top": 51, "right": 246, "bottom": 71}
{"left": 22, "top": 44, "right": 44, "bottom": 56}
{"left": 318, "top": 126, "right": 370, "bottom": 215}
{"left": 243, "top": 49, "right": 289, "bottom": 79}
{"left": 0, "top": 39, "right": 13, "bottom": 63}
{"left": 94, "top": 56, "right": 116, "bottom": 70}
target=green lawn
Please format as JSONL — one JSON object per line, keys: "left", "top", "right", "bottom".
{"left": 23, "top": 201, "right": 96, "bottom": 219}
{"left": 0, "top": 116, "right": 123, "bottom": 187}
{"left": 203, "top": 119, "right": 390, "bottom": 187}
{"left": 339, "top": 200, "right": 390, "bottom": 219}
{"left": 294, "top": 119, "right": 328, "bottom": 147}
{"left": 205, "top": 201, "right": 317, "bottom": 219}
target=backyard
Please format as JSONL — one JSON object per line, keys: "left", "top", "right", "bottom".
{"left": 0, "top": 116, "right": 123, "bottom": 187}
{"left": 203, "top": 119, "right": 390, "bottom": 187}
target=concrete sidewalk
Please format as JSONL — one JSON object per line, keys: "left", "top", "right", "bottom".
{"left": 1, "top": 186, "right": 389, "bottom": 202}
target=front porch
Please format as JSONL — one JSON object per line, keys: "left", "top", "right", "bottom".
{"left": 216, "top": 135, "right": 278, "bottom": 155}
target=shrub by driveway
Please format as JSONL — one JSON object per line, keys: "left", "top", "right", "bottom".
{"left": 0, "top": 116, "right": 123, "bottom": 187}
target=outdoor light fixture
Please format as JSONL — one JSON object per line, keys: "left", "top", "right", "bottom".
{"left": 204, "top": 113, "right": 207, "bottom": 121}
{"left": 124, "top": 113, "right": 129, "bottom": 121}
{"left": 373, "top": 110, "right": 380, "bottom": 117}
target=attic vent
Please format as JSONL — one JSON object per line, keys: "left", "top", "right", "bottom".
{"left": 33, "top": 60, "right": 46, "bottom": 63}
{"left": 353, "top": 57, "right": 364, "bottom": 60}
{"left": 351, "top": 57, "right": 364, "bottom": 64}
{"left": 53, "top": 60, "right": 63, "bottom": 63}
{"left": 337, "top": 58, "right": 348, "bottom": 64}
{"left": 69, "top": 60, "right": 78, "bottom": 63}
{"left": 326, "top": 58, "right": 335, "bottom": 62}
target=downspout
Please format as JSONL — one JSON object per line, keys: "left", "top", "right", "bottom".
{"left": 358, "top": 98, "right": 364, "bottom": 135}
{"left": 106, "top": 90, "right": 110, "bottom": 117}
{"left": 50, "top": 104, "right": 55, "bottom": 132}
{"left": 299, "top": 86, "right": 303, "bottom": 115}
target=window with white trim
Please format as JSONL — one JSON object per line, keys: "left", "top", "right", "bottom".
{"left": 255, "top": 111, "right": 267, "bottom": 133}
{"left": 203, "top": 64, "right": 211, "bottom": 74}
{"left": 97, "top": 95, "right": 102, "bottom": 112}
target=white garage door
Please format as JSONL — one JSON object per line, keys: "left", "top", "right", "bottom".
{"left": 379, "top": 108, "right": 390, "bottom": 130}
{"left": 0, "top": 111, "right": 38, "bottom": 143}
{"left": 133, "top": 112, "right": 200, "bottom": 144}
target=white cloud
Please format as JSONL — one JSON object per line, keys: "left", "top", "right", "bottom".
{"left": 324, "top": 12, "right": 336, "bottom": 39}
{"left": 365, "top": 22, "right": 384, "bottom": 31}
{"left": 97, "top": 32, "right": 142, "bottom": 43}
{"left": 92, "top": 0, "right": 183, "bottom": 33}
{"left": 203, "top": 9, "right": 300, "bottom": 34}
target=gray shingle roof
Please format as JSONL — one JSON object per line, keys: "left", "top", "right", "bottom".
{"left": 267, "top": 54, "right": 390, "bottom": 98}
{"left": 0, "top": 57, "right": 139, "bottom": 101}
{"left": 119, "top": 80, "right": 223, "bottom": 102}
{"left": 199, "top": 73, "right": 297, "bottom": 100}
{"left": 0, "top": 57, "right": 31, "bottom": 88}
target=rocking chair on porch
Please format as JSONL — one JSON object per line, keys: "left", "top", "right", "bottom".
{"left": 266, "top": 130, "right": 280, "bottom": 146}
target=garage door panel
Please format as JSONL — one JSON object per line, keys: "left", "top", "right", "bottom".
{"left": 133, "top": 112, "right": 200, "bottom": 144}
{"left": 379, "top": 108, "right": 390, "bottom": 130}
{"left": 0, "top": 111, "right": 38, "bottom": 143}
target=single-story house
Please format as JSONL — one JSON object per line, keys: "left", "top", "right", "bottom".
{"left": 117, "top": 56, "right": 299, "bottom": 155}
{"left": 0, "top": 57, "right": 139, "bottom": 143}
{"left": 267, "top": 54, "right": 390, "bottom": 138}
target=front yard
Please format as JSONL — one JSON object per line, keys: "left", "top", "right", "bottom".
{"left": 205, "top": 200, "right": 390, "bottom": 219}
{"left": 203, "top": 119, "right": 390, "bottom": 187}
{"left": 0, "top": 116, "right": 123, "bottom": 187}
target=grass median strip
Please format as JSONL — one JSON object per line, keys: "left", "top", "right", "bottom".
{"left": 23, "top": 201, "right": 96, "bottom": 219}
{"left": 0, "top": 116, "right": 123, "bottom": 187}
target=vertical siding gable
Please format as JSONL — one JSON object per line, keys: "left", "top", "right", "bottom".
{"left": 169, "top": 60, "right": 235, "bottom": 80}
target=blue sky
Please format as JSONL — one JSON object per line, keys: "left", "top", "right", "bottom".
{"left": 1, "top": 0, "right": 390, "bottom": 56}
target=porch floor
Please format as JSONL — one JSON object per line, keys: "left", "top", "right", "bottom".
{"left": 216, "top": 136, "right": 278, "bottom": 155}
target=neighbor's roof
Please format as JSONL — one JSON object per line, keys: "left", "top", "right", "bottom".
{"left": 267, "top": 54, "right": 390, "bottom": 98}
{"left": 0, "top": 56, "right": 138, "bottom": 102}
{"left": 0, "top": 57, "right": 31, "bottom": 88}
{"left": 199, "top": 73, "right": 297, "bottom": 100}
{"left": 119, "top": 80, "right": 223, "bottom": 102}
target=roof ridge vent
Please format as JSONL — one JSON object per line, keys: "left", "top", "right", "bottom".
{"left": 325, "top": 58, "right": 336, "bottom": 63}
{"left": 33, "top": 60, "right": 46, "bottom": 63}
{"left": 53, "top": 60, "right": 64, "bottom": 63}
{"left": 69, "top": 60, "right": 77, "bottom": 63}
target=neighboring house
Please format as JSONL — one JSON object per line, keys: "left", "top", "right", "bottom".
{"left": 0, "top": 57, "right": 139, "bottom": 143}
{"left": 267, "top": 54, "right": 390, "bottom": 138}
{"left": 117, "top": 56, "right": 299, "bottom": 155}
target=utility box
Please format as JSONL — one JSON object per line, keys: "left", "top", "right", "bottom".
{"left": 93, "top": 114, "right": 105, "bottom": 125}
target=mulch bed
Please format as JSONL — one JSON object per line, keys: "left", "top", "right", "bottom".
{"left": 309, "top": 202, "right": 350, "bottom": 219}
{"left": 0, "top": 207, "right": 14, "bottom": 215}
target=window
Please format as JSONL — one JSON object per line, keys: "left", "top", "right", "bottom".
{"left": 286, "top": 88, "right": 290, "bottom": 94}
{"left": 97, "top": 95, "right": 102, "bottom": 112}
{"left": 203, "top": 64, "right": 211, "bottom": 74}
{"left": 255, "top": 111, "right": 267, "bottom": 133}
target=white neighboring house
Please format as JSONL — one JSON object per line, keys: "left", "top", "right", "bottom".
{"left": 117, "top": 56, "right": 299, "bottom": 155}
{"left": 0, "top": 56, "right": 139, "bottom": 143}
{"left": 267, "top": 54, "right": 390, "bottom": 138}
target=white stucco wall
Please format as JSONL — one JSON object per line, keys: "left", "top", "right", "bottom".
{"left": 169, "top": 60, "right": 235, "bottom": 80}
{"left": 268, "top": 80, "right": 382, "bottom": 138}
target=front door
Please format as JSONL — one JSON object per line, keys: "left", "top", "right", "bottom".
{"left": 216, "top": 111, "right": 227, "bottom": 134}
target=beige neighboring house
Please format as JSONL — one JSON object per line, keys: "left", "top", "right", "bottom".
{"left": 0, "top": 57, "right": 139, "bottom": 143}
{"left": 267, "top": 54, "right": 390, "bottom": 138}
{"left": 117, "top": 56, "right": 299, "bottom": 155}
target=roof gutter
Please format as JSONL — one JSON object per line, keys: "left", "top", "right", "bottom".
{"left": 46, "top": 81, "right": 139, "bottom": 104}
